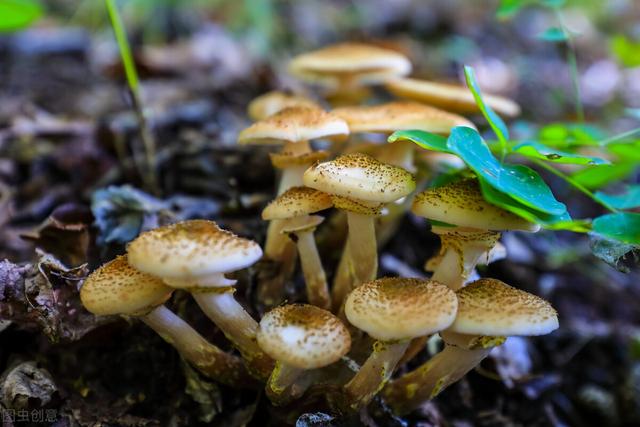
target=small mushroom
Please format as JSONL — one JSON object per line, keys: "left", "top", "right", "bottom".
{"left": 248, "top": 90, "right": 321, "bottom": 121}
{"left": 80, "top": 256, "right": 256, "bottom": 387}
{"left": 126, "top": 219, "right": 273, "bottom": 379}
{"left": 385, "top": 77, "right": 521, "bottom": 118}
{"left": 257, "top": 304, "right": 351, "bottom": 404}
{"left": 262, "top": 187, "right": 333, "bottom": 309}
{"left": 383, "top": 278, "right": 558, "bottom": 414}
{"left": 304, "top": 153, "right": 416, "bottom": 308}
{"left": 412, "top": 178, "right": 538, "bottom": 290}
{"left": 343, "top": 277, "right": 457, "bottom": 409}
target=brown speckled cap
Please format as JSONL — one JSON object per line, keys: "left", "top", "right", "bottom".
{"left": 385, "top": 77, "right": 521, "bottom": 118}
{"left": 238, "top": 107, "right": 349, "bottom": 145}
{"left": 333, "top": 102, "right": 474, "bottom": 135}
{"left": 262, "top": 187, "right": 333, "bottom": 220}
{"left": 289, "top": 43, "right": 411, "bottom": 88}
{"left": 248, "top": 91, "right": 321, "bottom": 121}
{"left": 345, "top": 278, "right": 457, "bottom": 341}
{"left": 80, "top": 256, "right": 172, "bottom": 316}
{"left": 257, "top": 304, "right": 351, "bottom": 369}
{"left": 412, "top": 179, "right": 539, "bottom": 232}
{"left": 127, "top": 220, "right": 262, "bottom": 283}
{"left": 450, "top": 278, "right": 559, "bottom": 336}
{"left": 303, "top": 153, "right": 415, "bottom": 204}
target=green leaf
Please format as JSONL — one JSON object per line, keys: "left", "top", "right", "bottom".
{"left": 595, "top": 186, "right": 640, "bottom": 210}
{"left": 512, "top": 141, "right": 609, "bottom": 165}
{"left": 592, "top": 212, "right": 640, "bottom": 245}
{"left": 589, "top": 233, "right": 640, "bottom": 273}
{"left": 388, "top": 130, "right": 449, "bottom": 153}
{"left": 571, "top": 163, "right": 637, "bottom": 189}
{"left": 0, "top": 0, "right": 42, "bottom": 32}
{"left": 463, "top": 65, "right": 509, "bottom": 151}
{"left": 429, "top": 219, "right": 457, "bottom": 228}
{"left": 496, "top": 0, "right": 528, "bottom": 19}
{"left": 610, "top": 35, "right": 640, "bottom": 68}
{"left": 447, "top": 126, "right": 567, "bottom": 216}
{"left": 538, "top": 27, "right": 569, "bottom": 42}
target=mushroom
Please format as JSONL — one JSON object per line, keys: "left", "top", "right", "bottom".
{"left": 303, "top": 153, "right": 416, "bottom": 307}
{"left": 257, "top": 303, "right": 351, "bottom": 404}
{"left": 289, "top": 42, "right": 411, "bottom": 105}
{"left": 412, "top": 178, "right": 539, "bottom": 290}
{"left": 80, "top": 256, "right": 256, "bottom": 387}
{"left": 342, "top": 277, "right": 457, "bottom": 409}
{"left": 383, "top": 278, "right": 558, "bottom": 414}
{"left": 248, "top": 90, "right": 321, "bottom": 121}
{"left": 385, "top": 77, "right": 521, "bottom": 118}
{"left": 239, "top": 106, "right": 349, "bottom": 307}
{"left": 425, "top": 241, "right": 507, "bottom": 274}
{"left": 262, "top": 186, "right": 333, "bottom": 309}
{"left": 126, "top": 219, "right": 273, "bottom": 378}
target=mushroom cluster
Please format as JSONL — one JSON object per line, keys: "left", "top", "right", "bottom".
{"left": 80, "top": 41, "right": 559, "bottom": 416}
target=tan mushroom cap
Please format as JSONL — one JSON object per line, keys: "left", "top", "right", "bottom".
{"left": 412, "top": 179, "right": 540, "bottom": 232}
{"left": 80, "top": 256, "right": 172, "bottom": 316}
{"left": 345, "top": 278, "right": 458, "bottom": 341}
{"left": 333, "top": 102, "right": 474, "bottom": 135}
{"left": 281, "top": 215, "right": 324, "bottom": 234}
{"left": 248, "top": 91, "right": 321, "bottom": 121}
{"left": 262, "top": 186, "right": 333, "bottom": 220}
{"left": 289, "top": 43, "right": 411, "bottom": 88}
{"left": 257, "top": 304, "right": 351, "bottom": 369}
{"left": 450, "top": 278, "right": 559, "bottom": 336}
{"left": 385, "top": 77, "right": 521, "bottom": 118}
{"left": 238, "top": 107, "right": 349, "bottom": 145}
{"left": 269, "top": 150, "right": 330, "bottom": 169}
{"left": 303, "top": 153, "right": 416, "bottom": 204}
{"left": 127, "top": 220, "right": 263, "bottom": 283}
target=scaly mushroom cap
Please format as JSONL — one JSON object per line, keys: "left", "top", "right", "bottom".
{"left": 262, "top": 187, "right": 333, "bottom": 220}
{"left": 345, "top": 278, "right": 457, "bottom": 341}
{"left": 385, "top": 77, "right": 521, "bottom": 118}
{"left": 333, "top": 102, "right": 474, "bottom": 135}
{"left": 238, "top": 107, "right": 349, "bottom": 145}
{"left": 412, "top": 179, "right": 540, "bottom": 232}
{"left": 450, "top": 278, "right": 559, "bottom": 336}
{"left": 289, "top": 43, "right": 411, "bottom": 88}
{"left": 248, "top": 91, "right": 321, "bottom": 121}
{"left": 127, "top": 220, "right": 263, "bottom": 281}
{"left": 281, "top": 215, "right": 324, "bottom": 234}
{"left": 80, "top": 256, "right": 172, "bottom": 316}
{"left": 257, "top": 304, "right": 351, "bottom": 369}
{"left": 303, "top": 153, "right": 416, "bottom": 204}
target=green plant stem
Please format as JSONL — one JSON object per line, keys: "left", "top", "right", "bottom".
{"left": 598, "top": 126, "right": 640, "bottom": 146}
{"left": 554, "top": 9, "right": 584, "bottom": 123}
{"left": 530, "top": 158, "right": 618, "bottom": 213}
{"left": 105, "top": 0, "right": 158, "bottom": 194}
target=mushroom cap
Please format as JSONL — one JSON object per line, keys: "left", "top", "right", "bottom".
{"left": 385, "top": 77, "right": 521, "bottom": 118}
{"left": 345, "top": 277, "right": 458, "bottom": 341}
{"left": 238, "top": 107, "right": 349, "bottom": 145}
{"left": 127, "top": 220, "right": 263, "bottom": 281}
{"left": 412, "top": 179, "right": 540, "bottom": 232}
{"left": 80, "top": 255, "right": 172, "bottom": 316}
{"left": 269, "top": 150, "right": 330, "bottom": 170}
{"left": 281, "top": 215, "right": 324, "bottom": 234}
{"left": 303, "top": 153, "right": 416, "bottom": 204}
{"left": 333, "top": 102, "right": 474, "bottom": 135}
{"left": 289, "top": 43, "right": 411, "bottom": 88}
{"left": 450, "top": 278, "right": 559, "bottom": 336}
{"left": 257, "top": 304, "right": 351, "bottom": 369}
{"left": 248, "top": 91, "right": 321, "bottom": 121}
{"left": 262, "top": 186, "right": 333, "bottom": 220}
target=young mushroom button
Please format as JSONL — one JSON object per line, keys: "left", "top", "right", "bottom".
{"left": 80, "top": 256, "right": 256, "bottom": 387}
{"left": 126, "top": 219, "right": 273, "bottom": 379}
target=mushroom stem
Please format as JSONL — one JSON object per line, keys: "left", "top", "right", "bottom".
{"left": 141, "top": 305, "right": 257, "bottom": 387}
{"left": 343, "top": 340, "right": 410, "bottom": 410}
{"left": 398, "top": 334, "right": 430, "bottom": 366}
{"left": 294, "top": 229, "right": 330, "bottom": 310}
{"left": 265, "top": 361, "right": 307, "bottom": 404}
{"left": 191, "top": 287, "right": 274, "bottom": 378}
{"left": 346, "top": 212, "right": 378, "bottom": 286}
{"left": 383, "top": 332, "right": 504, "bottom": 415}
{"left": 331, "top": 242, "right": 355, "bottom": 311}
{"left": 379, "top": 140, "right": 415, "bottom": 172}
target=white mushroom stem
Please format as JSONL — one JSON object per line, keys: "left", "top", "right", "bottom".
{"left": 383, "top": 332, "right": 505, "bottom": 415}
{"left": 346, "top": 212, "right": 378, "bottom": 286}
{"left": 344, "top": 340, "right": 410, "bottom": 410}
{"left": 378, "top": 140, "right": 416, "bottom": 173}
{"left": 141, "top": 305, "right": 257, "bottom": 387}
{"left": 331, "top": 242, "right": 355, "bottom": 311}
{"left": 265, "top": 361, "right": 312, "bottom": 405}
{"left": 293, "top": 230, "right": 331, "bottom": 310}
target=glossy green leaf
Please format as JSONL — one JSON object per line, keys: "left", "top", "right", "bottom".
{"left": 571, "top": 163, "right": 637, "bottom": 189}
{"left": 388, "top": 130, "right": 449, "bottom": 153}
{"left": 512, "top": 141, "right": 609, "bottom": 165}
{"left": 594, "top": 186, "right": 640, "bottom": 210}
{"left": 538, "top": 27, "right": 569, "bottom": 42}
{"left": 592, "top": 212, "right": 640, "bottom": 245}
{"left": 0, "top": 0, "right": 42, "bottom": 31}
{"left": 447, "top": 126, "right": 567, "bottom": 215}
